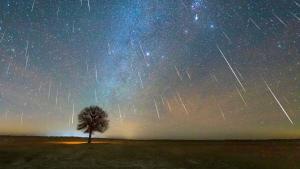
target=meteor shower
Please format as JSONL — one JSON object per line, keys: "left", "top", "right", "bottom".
{"left": 0, "top": 0, "right": 299, "bottom": 168}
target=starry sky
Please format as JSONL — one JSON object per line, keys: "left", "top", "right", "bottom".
{"left": 0, "top": 0, "right": 299, "bottom": 139}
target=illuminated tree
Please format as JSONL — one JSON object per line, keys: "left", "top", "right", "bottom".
{"left": 77, "top": 105, "right": 109, "bottom": 143}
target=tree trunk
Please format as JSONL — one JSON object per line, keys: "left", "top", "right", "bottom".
{"left": 88, "top": 130, "right": 92, "bottom": 143}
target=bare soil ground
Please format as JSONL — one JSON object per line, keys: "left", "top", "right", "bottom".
{"left": 0, "top": 136, "right": 299, "bottom": 169}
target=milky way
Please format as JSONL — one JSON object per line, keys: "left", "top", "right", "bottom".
{"left": 0, "top": 0, "right": 299, "bottom": 139}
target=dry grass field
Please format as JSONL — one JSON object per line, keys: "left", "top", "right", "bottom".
{"left": 0, "top": 136, "right": 299, "bottom": 169}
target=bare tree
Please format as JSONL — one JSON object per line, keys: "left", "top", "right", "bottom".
{"left": 77, "top": 105, "right": 109, "bottom": 143}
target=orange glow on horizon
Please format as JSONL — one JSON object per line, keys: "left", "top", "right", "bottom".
{"left": 46, "top": 141, "right": 123, "bottom": 145}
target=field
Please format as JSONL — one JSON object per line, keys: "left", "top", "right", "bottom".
{"left": 0, "top": 136, "right": 299, "bottom": 169}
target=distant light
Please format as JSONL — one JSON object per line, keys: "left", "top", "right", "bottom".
{"left": 277, "top": 44, "right": 282, "bottom": 48}
{"left": 194, "top": 14, "right": 199, "bottom": 21}
{"left": 146, "top": 52, "right": 150, "bottom": 56}
{"left": 210, "top": 24, "right": 214, "bottom": 28}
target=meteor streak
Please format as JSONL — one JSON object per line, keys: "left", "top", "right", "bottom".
{"left": 31, "top": 0, "right": 35, "bottom": 12}
{"left": 154, "top": 99, "right": 160, "bottom": 120}
{"left": 38, "top": 83, "right": 42, "bottom": 94}
{"left": 118, "top": 104, "right": 122, "bottom": 119}
{"left": 6, "top": 63, "right": 10, "bottom": 75}
{"left": 176, "top": 91, "right": 189, "bottom": 115}
{"left": 55, "top": 88, "right": 58, "bottom": 105}
{"left": 213, "top": 95, "right": 226, "bottom": 120}
{"left": 132, "top": 103, "right": 137, "bottom": 114}
{"left": 186, "top": 70, "right": 191, "bottom": 80}
{"left": 264, "top": 80, "right": 294, "bottom": 125}
{"left": 160, "top": 95, "right": 165, "bottom": 105}
{"left": 138, "top": 42, "right": 149, "bottom": 66}
{"left": 222, "top": 31, "right": 232, "bottom": 43}
{"left": 137, "top": 71, "right": 144, "bottom": 89}
{"left": 56, "top": 7, "right": 60, "bottom": 17}
{"left": 25, "top": 41, "right": 29, "bottom": 57}
{"left": 175, "top": 66, "right": 183, "bottom": 80}
{"left": 273, "top": 12, "right": 287, "bottom": 27}
{"left": 85, "top": 59, "right": 89, "bottom": 73}
{"left": 95, "top": 65, "right": 98, "bottom": 83}
{"left": 25, "top": 41, "right": 29, "bottom": 70}
{"left": 290, "top": 12, "right": 300, "bottom": 21}
{"left": 71, "top": 103, "right": 75, "bottom": 124}
{"left": 249, "top": 18, "right": 261, "bottom": 30}
{"left": 235, "top": 68, "right": 244, "bottom": 80}
{"left": 216, "top": 45, "right": 246, "bottom": 92}
{"left": 210, "top": 72, "right": 218, "bottom": 83}
{"left": 87, "top": 0, "right": 91, "bottom": 12}
{"left": 20, "top": 112, "right": 24, "bottom": 125}
{"left": 48, "top": 81, "right": 51, "bottom": 100}
{"left": 294, "top": 1, "right": 300, "bottom": 7}
{"left": 218, "top": 104, "right": 226, "bottom": 120}
{"left": 235, "top": 85, "right": 247, "bottom": 106}
{"left": 25, "top": 54, "right": 29, "bottom": 70}
{"left": 166, "top": 99, "right": 172, "bottom": 112}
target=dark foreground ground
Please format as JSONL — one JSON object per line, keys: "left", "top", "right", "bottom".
{"left": 0, "top": 136, "right": 299, "bottom": 169}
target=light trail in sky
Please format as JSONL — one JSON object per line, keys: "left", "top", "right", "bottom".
{"left": 264, "top": 79, "right": 294, "bottom": 125}
{"left": 216, "top": 45, "right": 246, "bottom": 92}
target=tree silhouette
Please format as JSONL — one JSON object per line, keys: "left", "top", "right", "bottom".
{"left": 77, "top": 105, "right": 109, "bottom": 143}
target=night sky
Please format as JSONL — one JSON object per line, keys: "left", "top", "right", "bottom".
{"left": 0, "top": 0, "right": 299, "bottom": 139}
